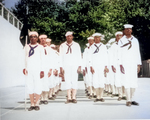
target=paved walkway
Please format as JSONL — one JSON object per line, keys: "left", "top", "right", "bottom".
{"left": 0, "top": 78, "right": 150, "bottom": 120}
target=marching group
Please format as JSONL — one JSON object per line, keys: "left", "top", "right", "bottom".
{"left": 23, "top": 24, "right": 141, "bottom": 111}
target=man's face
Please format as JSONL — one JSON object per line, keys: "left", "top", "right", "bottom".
{"left": 124, "top": 28, "right": 132, "bottom": 36}
{"left": 29, "top": 34, "right": 38, "bottom": 44}
{"left": 40, "top": 36, "right": 47, "bottom": 45}
{"left": 94, "top": 36, "right": 101, "bottom": 43}
{"left": 116, "top": 34, "right": 123, "bottom": 41}
{"left": 88, "top": 39, "right": 94, "bottom": 46}
{"left": 66, "top": 35, "right": 73, "bottom": 43}
{"left": 46, "top": 41, "right": 51, "bottom": 46}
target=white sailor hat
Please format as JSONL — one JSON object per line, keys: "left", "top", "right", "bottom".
{"left": 124, "top": 24, "right": 133, "bottom": 28}
{"left": 92, "top": 33, "right": 102, "bottom": 37}
{"left": 86, "top": 43, "right": 89, "bottom": 46}
{"left": 87, "top": 36, "right": 94, "bottom": 40}
{"left": 115, "top": 31, "right": 123, "bottom": 36}
{"left": 39, "top": 34, "right": 47, "bottom": 39}
{"left": 46, "top": 38, "right": 51, "bottom": 42}
{"left": 50, "top": 44, "right": 56, "bottom": 48}
{"left": 29, "top": 31, "right": 39, "bottom": 37}
{"left": 65, "top": 31, "right": 73, "bottom": 37}
{"left": 101, "top": 34, "right": 105, "bottom": 41}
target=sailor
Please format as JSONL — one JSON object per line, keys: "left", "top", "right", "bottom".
{"left": 39, "top": 34, "right": 53, "bottom": 105}
{"left": 48, "top": 44, "right": 59, "bottom": 100}
{"left": 89, "top": 33, "right": 109, "bottom": 102}
{"left": 51, "top": 44, "right": 60, "bottom": 97}
{"left": 109, "top": 31, "right": 124, "bottom": 100}
{"left": 23, "top": 31, "right": 45, "bottom": 111}
{"left": 83, "top": 36, "right": 95, "bottom": 99}
{"left": 105, "top": 38, "right": 115, "bottom": 95}
{"left": 59, "top": 31, "right": 82, "bottom": 104}
{"left": 118, "top": 24, "right": 141, "bottom": 106}
{"left": 46, "top": 38, "right": 52, "bottom": 46}
{"left": 82, "top": 43, "right": 89, "bottom": 95}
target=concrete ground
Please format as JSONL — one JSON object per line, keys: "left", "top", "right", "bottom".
{"left": 0, "top": 78, "right": 150, "bottom": 120}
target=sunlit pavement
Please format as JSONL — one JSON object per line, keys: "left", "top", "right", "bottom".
{"left": 0, "top": 78, "right": 150, "bottom": 120}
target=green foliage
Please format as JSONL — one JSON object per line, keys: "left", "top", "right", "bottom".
{"left": 79, "top": 29, "right": 96, "bottom": 38}
{"left": 30, "top": 17, "right": 66, "bottom": 45}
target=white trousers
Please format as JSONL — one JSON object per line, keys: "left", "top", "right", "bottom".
{"left": 41, "top": 68, "right": 49, "bottom": 91}
{"left": 123, "top": 64, "right": 138, "bottom": 88}
{"left": 92, "top": 66, "right": 105, "bottom": 88}
{"left": 114, "top": 65, "right": 123, "bottom": 87}
{"left": 62, "top": 66, "right": 78, "bottom": 90}
{"left": 48, "top": 71, "right": 55, "bottom": 89}
{"left": 86, "top": 66, "right": 93, "bottom": 87}
{"left": 26, "top": 70, "right": 42, "bottom": 95}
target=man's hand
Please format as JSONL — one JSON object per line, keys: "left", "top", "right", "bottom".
{"left": 60, "top": 67, "right": 65, "bottom": 82}
{"left": 83, "top": 70, "right": 86, "bottom": 76}
{"left": 60, "top": 67, "right": 64, "bottom": 75}
{"left": 77, "top": 66, "right": 81, "bottom": 74}
{"left": 90, "top": 67, "right": 95, "bottom": 74}
{"left": 23, "top": 69, "right": 28, "bottom": 75}
{"left": 137, "top": 65, "right": 141, "bottom": 73}
{"left": 112, "top": 66, "right": 116, "bottom": 73}
{"left": 40, "top": 71, "right": 44, "bottom": 79}
{"left": 53, "top": 69, "right": 58, "bottom": 76}
{"left": 120, "top": 65, "right": 125, "bottom": 74}
{"left": 85, "top": 67, "right": 88, "bottom": 73}
{"left": 104, "top": 66, "right": 109, "bottom": 73}
{"left": 48, "top": 69, "right": 52, "bottom": 77}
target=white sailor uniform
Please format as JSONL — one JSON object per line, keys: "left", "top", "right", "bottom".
{"left": 83, "top": 46, "right": 93, "bottom": 88}
{"left": 118, "top": 35, "right": 142, "bottom": 88}
{"left": 89, "top": 43, "right": 108, "bottom": 88}
{"left": 24, "top": 43, "right": 44, "bottom": 95}
{"left": 41, "top": 45, "right": 54, "bottom": 92}
{"left": 59, "top": 41, "right": 82, "bottom": 90}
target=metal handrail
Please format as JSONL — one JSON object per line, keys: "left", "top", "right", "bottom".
{"left": 0, "top": 2, "right": 23, "bottom": 30}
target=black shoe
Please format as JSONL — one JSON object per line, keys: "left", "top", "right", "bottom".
{"left": 52, "top": 94, "right": 56, "bottom": 98}
{"left": 111, "top": 94, "right": 116, "bottom": 98}
{"left": 88, "top": 95, "right": 92, "bottom": 99}
{"left": 104, "top": 90, "right": 108, "bottom": 93}
{"left": 94, "top": 99, "right": 99, "bottom": 102}
{"left": 118, "top": 97, "right": 122, "bottom": 101}
{"left": 49, "top": 97, "right": 55, "bottom": 100}
{"left": 126, "top": 102, "right": 131, "bottom": 107}
{"left": 131, "top": 101, "right": 139, "bottom": 106}
{"left": 35, "top": 106, "right": 40, "bottom": 111}
{"left": 99, "top": 98, "right": 105, "bottom": 102}
{"left": 43, "top": 100, "right": 48, "bottom": 104}
{"left": 108, "top": 92, "right": 112, "bottom": 94}
{"left": 28, "top": 106, "right": 35, "bottom": 111}
{"left": 93, "top": 95, "right": 97, "bottom": 98}
{"left": 72, "top": 99, "right": 77, "bottom": 103}
{"left": 39, "top": 101, "right": 43, "bottom": 105}
{"left": 122, "top": 96, "right": 127, "bottom": 100}
{"left": 65, "top": 99, "right": 72, "bottom": 104}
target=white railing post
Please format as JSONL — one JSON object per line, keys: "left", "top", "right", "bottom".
{"left": 17, "top": 20, "right": 19, "bottom": 29}
{"left": 13, "top": 16, "right": 14, "bottom": 26}
{"left": 1, "top": 4, "right": 4, "bottom": 17}
{"left": 8, "top": 11, "right": 9, "bottom": 22}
